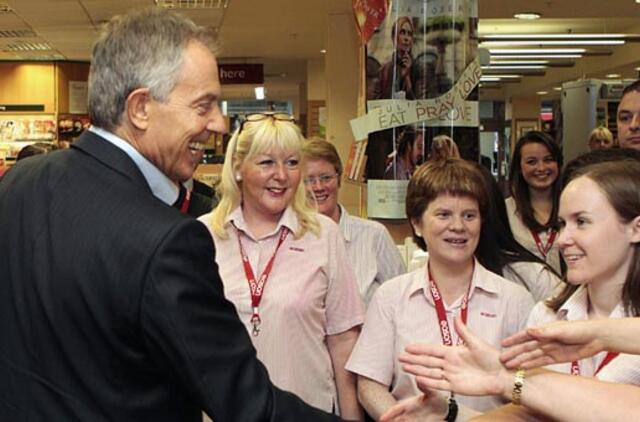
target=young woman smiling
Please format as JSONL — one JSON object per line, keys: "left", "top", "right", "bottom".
{"left": 506, "top": 131, "right": 563, "bottom": 274}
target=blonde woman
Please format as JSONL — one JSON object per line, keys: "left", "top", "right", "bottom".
{"left": 199, "top": 113, "right": 364, "bottom": 420}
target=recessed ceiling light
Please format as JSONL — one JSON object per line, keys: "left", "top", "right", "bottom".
{"left": 553, "top": 86, "right": 562, "bottom": 91}
{"left": 606, "top": 73, "right": 621, "bottom": 78}
{"left": 514, "top": 12, "right": 541, "bottom": 20}
{"left": 254, "top": 86, "right": 265, "bottom": 100}
{"left": 635, "top": 67, "right": 640, "bottom": 71}
{"left": 320, "top": 49, "right": 327, "bottom": 54}
{"left": 537, "top": 91, "right": 548, "bottom": 95}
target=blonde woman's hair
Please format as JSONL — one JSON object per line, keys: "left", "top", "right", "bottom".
{"left": 209, "top": 116, "right": 320, "bottom": 239}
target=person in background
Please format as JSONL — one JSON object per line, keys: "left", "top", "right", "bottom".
{"left": 302, "top": 137, "right": 405, "bottom": 304}
{"left": 16, "top": 142, "right": 55, "bottom": 161}
{"left": 473, "top": 163, "right": 562, "bottom": 302}
{"left": 587, "top": 126, "right": 615, "bottom": 151}
{"left": 506, "top": 131, "right": 563, "bottom": 274}
{"left": 393, "top": 159, "right": 640, "bottom": 421}
{"left": 616, "top": 79, "right": 640, "bottom": 150}
{"left": 0, "top": 8, "right": 344, "bottom": 422}
{"left": 373, "top": 16, "right": 415, "bottom": 100}
{"left": 383, "top": 126, "right": 424, "bottom": 180}
{"left": 199, "top": 113, "right": 364, "bottom": 420}
{"left": 346, "top": 159, "right": 533, "bottom": 421}
{"left": 428, "top": 134, "right": 460, "bottom": 161}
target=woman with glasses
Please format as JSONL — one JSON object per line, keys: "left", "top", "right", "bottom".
{"left": 302, "top": 137, "right": 405, "bottom": 305}
{"left": 506, "top": 131, "right": 563, "bottom": 274}
{"left": 199, "top": 113, "right": 364, "bottom": 420}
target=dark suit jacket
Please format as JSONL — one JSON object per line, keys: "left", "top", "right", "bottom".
{"left": 0, "top": 130, "right": 341, "bottom": 422}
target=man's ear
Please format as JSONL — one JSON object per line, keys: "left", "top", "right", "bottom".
{"left": 629, "top": 215, "right": 640, "bottom": 244}
{"left": 125, "top": 88, "right": 152, "bottom": 131}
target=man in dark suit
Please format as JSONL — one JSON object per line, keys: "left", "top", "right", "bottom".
{"left": 0, "top": 8, "right": 341, "bottom": 422}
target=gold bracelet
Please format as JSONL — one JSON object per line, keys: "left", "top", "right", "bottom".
{"left": 512, "top": 369, "right": 526, "bottom": 405}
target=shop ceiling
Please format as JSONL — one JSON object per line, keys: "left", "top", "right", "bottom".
{"left": 1, "top": 0, "right": 640, "bottom": 100}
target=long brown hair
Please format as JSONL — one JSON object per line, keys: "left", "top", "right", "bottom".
{"left": 547, "top": 161, "right": 640, "bottom": 316}
{"left": 509, "top": 131, "right": 563, "bottom": 232}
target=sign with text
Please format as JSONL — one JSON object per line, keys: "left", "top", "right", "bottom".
{"left": 367, "top": 179, "right": 409, "bottom": 219}
{"left": 219, "top": 64, "right": 264, "bottom": 85}
{"left": 350, "top": 56, "right": 481, "bottom": 140}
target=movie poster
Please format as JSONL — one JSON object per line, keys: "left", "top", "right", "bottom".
{"left": 364, "top": 0, "right": 478, "bottom": 181}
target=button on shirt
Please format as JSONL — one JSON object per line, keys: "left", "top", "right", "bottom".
{"left": 505, "top": 197, "right": 561, "bottom": 274}
{"left": 199, "top": 206, "right": 365, "bottom": 412}
{"left": 346, "top": 258, "right": 534, "bottom": 412}
{"left": 527, "top": 285, "right": 640, "bottom": 385}
{"left": 338, "top": 205, "right": 406, "bottom": 304}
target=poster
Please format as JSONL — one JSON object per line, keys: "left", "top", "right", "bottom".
{"left": 363, "top": 0, "right": 478, "bottom": 181}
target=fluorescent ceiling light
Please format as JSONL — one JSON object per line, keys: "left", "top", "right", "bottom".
{"left": 482, "top": 40, "right": 624, "bottom": 46}
{"left": 482, "top": 34, "right": 628, "bottom": 39}
{"left": 482, "top": 65, "right": 547, "bottom": 70}
{"left": 489, "top": 48, "right": 586, "bottom": 54}
{"left": 490, "top": 54, "right": 582, "bottom": 59}
{"left": 480, "top": 77, "right": 502, "bottom": 82}
{"left": 514, "top": 12, "right": 541, "bottom": 20}
{"left": 537, "top": 91, "right": 548, "bottom": 95}
{"left": 606, "top": 73, "right": 621, "bottom": 78}
{"left": 255, "top": 86, "right": 265, "bottom": 100}
{"left": 483, "top": 74, "right": 522, "bottom": 79}
{"left": 320, "top": 49, "right": 327, "bottom": 54}
{"left": 490, "top": 60, "right": 549, "bottom": 64}
{"left": 553, "top": 87, "right": 562, "bottom": 91}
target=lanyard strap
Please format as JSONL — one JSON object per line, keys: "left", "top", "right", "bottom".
{"left": 237, "top": 226, "right": 289, "bottom": 336}
{"left": 570, "top": 352, "right": 619, "bottom": 376}
{"left": 531, "top": 229, "right": 557, "bottom": 258}
{"left": 427, "top": 265, "right": 471, "bottom": 346}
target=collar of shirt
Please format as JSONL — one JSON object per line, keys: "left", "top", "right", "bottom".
{"left": 338, "top": 204, "right": 352, "bottom": 243}
{"left": 89, "top": 126, "right": 179, "bottom": 206}
{"left": 557, "top": 285, "right": 626, "bottom": 321}
{"left": 408, "top": 256, "right": 499, "bottom": 306}
{"left": 226, "top": 205, "right": 300, "bottom": 241}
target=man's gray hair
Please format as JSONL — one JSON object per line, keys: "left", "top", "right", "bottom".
{"left": 88, "top": 7, "right": 220, "bottom": 131}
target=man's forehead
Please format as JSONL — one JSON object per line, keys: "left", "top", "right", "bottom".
{"left": 619, "top": 91, "right": 640, "bottom": 112}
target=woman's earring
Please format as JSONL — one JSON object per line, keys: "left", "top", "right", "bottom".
{"left": 235, "top": 173, "right": 242, "bottom": 182}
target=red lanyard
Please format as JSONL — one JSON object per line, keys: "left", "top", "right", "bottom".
{"left": 237, "top": 227, "right": 289, "bottom": 336}
{"left": 570, "top": 352, "right": 619, "bottom": 376}
{"left": 531, "top": 229, "right": 557, "bottom": 258}
{"left": 427, "top": 265, "right": 471, "bottom": 346}
{"left": 179, "top": 189, "right": 191, "bottom": 214}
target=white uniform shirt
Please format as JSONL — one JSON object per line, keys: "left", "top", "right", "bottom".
{"left": 505, "top": 197, "right": 562, "bottom": 274}
{"left": 527, "top": 285, "right": 640, "bottom": 385}
{"left": 338, "top": 205, "right": 406, "bottom": 304}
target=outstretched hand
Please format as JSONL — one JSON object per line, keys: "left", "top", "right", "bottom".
{"left": 500, "top": 320, "right": 605, "bottom": 370}
{"left": 379, "top": 388, "right": 449, "bottom": 422}
{"left": 398, "top": 316, "right": 508, "bottom": 397}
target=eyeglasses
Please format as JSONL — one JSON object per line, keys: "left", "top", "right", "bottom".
{"left": 238, "top": 112, "right": 296, "bottom": 134}
{"left": 304, "top": 173, "right": 339, "bottom": 186}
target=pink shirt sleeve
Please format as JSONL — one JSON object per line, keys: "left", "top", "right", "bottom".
{"left": 345, "top": 283, "right": 396, "bottom": 386}
{"left": 324, "top": 218, "right": 365, "bottom": 335}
